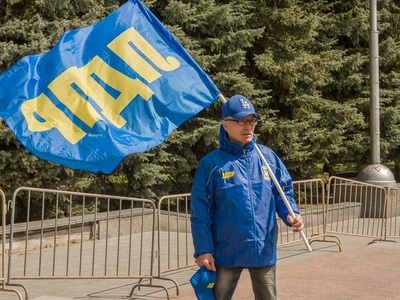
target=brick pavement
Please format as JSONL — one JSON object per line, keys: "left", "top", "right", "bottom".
{"left": 2, "top": 234, "right": 400, "bottom": 300}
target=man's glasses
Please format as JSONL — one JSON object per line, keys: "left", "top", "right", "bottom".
{"left": 224, "top": 118, "right": 258, "bottom": 126}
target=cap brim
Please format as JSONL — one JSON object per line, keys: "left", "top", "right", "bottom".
{"left": 231, "top": 112, "right": 261, "bottom": 120}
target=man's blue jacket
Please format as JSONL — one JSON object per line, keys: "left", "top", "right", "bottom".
{"left": 190, "top": 125, "right": 300, "bottom": 267}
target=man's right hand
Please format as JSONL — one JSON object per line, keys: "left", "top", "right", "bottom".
{"left": 195, "top": 253, "right": 216, "bottom": 271}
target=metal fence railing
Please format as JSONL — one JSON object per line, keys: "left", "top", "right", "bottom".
{"left": 382, "top": 185, "right": 400, "bottom": 242}
{"left": 156, "top": 179, "right": 341, "bottom": 277}
{"left": 3, "top": 176, "right": 400, "bottom": 299}
{"left": 1, "top": 188, "right": 25, "bottom": 300}
{"left": 326, "top": 176, "right": 387, "bottom": 244}
{"left": 157, "top": 193, "right": 193, "bottom": 277}
{"left": 280, "top": 179, "right": 341, "bottom": 249}
{"left": 6, "top": 187, "right": 177, "bottom": 299}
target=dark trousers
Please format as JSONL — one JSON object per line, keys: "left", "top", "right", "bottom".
{"left": 213, "top": 264, "right": 277, "bottom": 300}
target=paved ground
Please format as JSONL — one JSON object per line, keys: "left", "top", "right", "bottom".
{"left": 2, "top": 233, "right": 400, "bottom": 300}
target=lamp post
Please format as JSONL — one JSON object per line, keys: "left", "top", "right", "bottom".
{"left": 369, "top": 0, "right": 380, "bottom": 164}
{"left": 356, "top": 0, "right": 396, "bottom": 186}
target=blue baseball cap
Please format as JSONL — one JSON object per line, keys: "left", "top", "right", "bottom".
{"left": 190, "top": 266, "right": 217, "bottom": 300}
{"left": 222, "top": 95, "right": 261, "bottom": 120}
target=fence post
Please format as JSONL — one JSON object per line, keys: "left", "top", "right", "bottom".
{"left": 1, "top": 189, "right": 24, "bottom": 299}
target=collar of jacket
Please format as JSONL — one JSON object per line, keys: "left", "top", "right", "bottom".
{"left": 218, "top": 124, "right": 257, "bottom": 155}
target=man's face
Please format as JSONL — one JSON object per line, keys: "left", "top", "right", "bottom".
{"left": 222, "top": 115, "right": 258, "bottom": 147}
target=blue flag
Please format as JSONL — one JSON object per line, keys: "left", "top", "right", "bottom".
{"left": 0, "top": 0, "right": 220, "bottom": 174}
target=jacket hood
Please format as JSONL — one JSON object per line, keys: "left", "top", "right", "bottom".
{"left": 218, "top": 124, "right": 257, "bottom": 155}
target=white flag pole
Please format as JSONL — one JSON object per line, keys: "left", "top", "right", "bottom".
{"left": 218, "top": 94, "right": 312, "bottom": 252}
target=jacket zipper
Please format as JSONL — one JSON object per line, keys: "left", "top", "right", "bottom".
{"left": 244, "top": 148, "right": 258, "bottom": 265}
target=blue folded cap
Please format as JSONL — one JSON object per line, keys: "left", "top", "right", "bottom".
{"left": 221, "top": 95, "right": 261, "bottom": 120}
{"left": 190, "top": 266, "right": 217, "bottom": 300}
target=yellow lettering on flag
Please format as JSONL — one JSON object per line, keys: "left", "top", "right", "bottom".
{"left": 21, "top": 94, "right": 86, "bottom": 144}
{"left": 108, "top": 27, "right": 180, "bottom": 83}
{"left": 48, "top": 65, "right": 103, "bottom": 128}
{"left": 49, "top": 56, "right": 154, "bottom": 129}
{"left": 81, "top": 56, "right": 154, "bottom": 128}
{"left": 21, "top": 27, "right": 179, "bottom": 144}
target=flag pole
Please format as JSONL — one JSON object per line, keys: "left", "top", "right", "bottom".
{"left": 218, "top": 94, "right": 312, "bottom": 252}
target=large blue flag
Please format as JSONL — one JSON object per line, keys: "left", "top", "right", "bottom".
{"left": 0, "top": 0, "right": 220, "bottom": 174}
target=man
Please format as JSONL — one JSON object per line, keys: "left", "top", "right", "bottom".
{"left": 190, "top": 95, "right": 304, "bottom": 300}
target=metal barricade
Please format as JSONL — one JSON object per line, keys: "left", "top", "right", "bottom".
{"left": 157, "top": 193, "right": 193, "bottom": 278}
{"left": 156, "top": 179, "right": 339, "bottom": 276}
{"left": 7, "top": 187, "right": 176, "bottom": 299}
{"left": 4, "top": 178, "right": 398, "bottom": 298}
{"left": 1, "top": 189, "right": 24, "bottom": 299}
{"left": 385, "top": 186, "right": 400, "bottom": 241}
{"left": 326, "top": 176, "right": 387, "bottom": 244}
{"left": 278, "top": 178, "right": 341, "bottom": 250}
